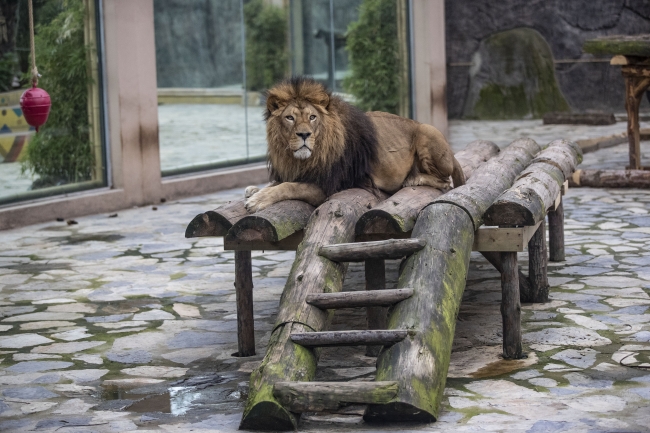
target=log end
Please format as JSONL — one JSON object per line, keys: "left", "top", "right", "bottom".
{"left": 483, "top": 201, "right": 538, "bottom": 227}
{"left": 355, "top": 209, "right": 405, "bottom": 237}
{"left": 227, "top": 216, "right": 278, "bottom": 243}
{"left": 364, "top": 402, "right": 436, "bottom": 423}
{"left": 185, "top": 211, "right": 230, "bottom": 238}
{"left": 239, "top": 401, "right": 299, "bottom": 431}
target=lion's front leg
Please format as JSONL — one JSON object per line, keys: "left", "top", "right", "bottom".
{"left": 245, "top": 182, "right": 327, "bottom": 213}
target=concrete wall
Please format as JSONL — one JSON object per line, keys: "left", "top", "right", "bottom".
{"left": 446, "top": 0, "right": 650, "bottom": 118}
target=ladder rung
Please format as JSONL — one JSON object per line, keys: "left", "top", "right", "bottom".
{"left": 291, "top": 330, "right": 408, "bottom": 347}
{"left": 273, "top": 381, "right": 398, "bottom": 413}
{"left": 306, "top": 288, "right": 414, "bottom": 309}
{"left": 318, "top": 238, "right": 425, "bottom": 262}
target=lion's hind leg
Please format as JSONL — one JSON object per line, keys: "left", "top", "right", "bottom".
{"left": 402, "top": 171, "right": 451, "bottom": 190}
{"left": 410, "top": 123, "right": 458, "bottom": 189}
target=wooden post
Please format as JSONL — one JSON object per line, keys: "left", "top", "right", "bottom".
{"left": 548, "top": 197, "right": 565, "bottom": 262}
{"left": 365, "top": 258, "right": 386, "bottom": 356}
{"left": 569, "top": 168, "right": 650, "bottom": 188}
{"left": 235, "top": 250, "right": 255, "bottom": 357}
{"left": 479, "top": 251, "right": 533, "bottom": 302}
{"left": 527, "top": 221, "right": 549, "bottom": 303}
{"left": 500, "top": 251, "right": 523, "bottom": 359}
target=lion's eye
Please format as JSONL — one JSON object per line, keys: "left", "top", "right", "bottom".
{"left": 286, "top": 116, "right": 294, "bottom": 121}
{"left": 309, "top": 115, "right": 316, "bottom": 121}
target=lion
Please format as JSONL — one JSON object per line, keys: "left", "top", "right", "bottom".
{"left": 244, "top": 76, "right": 464, "bottom": 212}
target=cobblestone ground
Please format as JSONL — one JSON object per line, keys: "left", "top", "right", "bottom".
{"left": 1, "top": 132, "right": 650, "bottom": 431}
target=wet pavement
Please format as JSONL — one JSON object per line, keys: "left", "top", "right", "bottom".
{"left": 1, "top": 124, "right": 650, "bottom": 431}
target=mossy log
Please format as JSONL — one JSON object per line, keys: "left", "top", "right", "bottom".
{"left": 226, "top": 200, "right": 315, "bottom": 243}
{"left": 356, "top": 140, "right": 500, "bottom": 237}
{"left": 240, "top": 189, "right": 380, "bottom": 431}
{"left": 569, "top": 169, "right": 650, "bottom": 188}
{"left": 365, "top": 203, "right": 475, "bottom": 423}
{"left": 185, "top": 199, "right": 248, "bottom": 238}
{"left": 583, "top": 35, "right": 650, "bottom": 58}
{"left": 433, "top": 138, "right": 541, "bottom": 231}
{"left": 305, "top": 288, "right": 414, "bottom": 309}
{"left": 273, "top": 381, "right": 399, "bottom": 413}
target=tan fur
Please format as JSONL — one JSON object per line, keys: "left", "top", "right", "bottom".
{"left": 246, "top": 84, "right": 463, "bottom": 212}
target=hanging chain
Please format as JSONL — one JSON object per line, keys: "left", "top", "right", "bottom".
{"left": 28, "top": 0, "right": 38, "bottom": 86}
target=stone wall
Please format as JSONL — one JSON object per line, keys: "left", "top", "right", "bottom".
{"left": 446, "top": 0, "right": 650, "bottom": 118}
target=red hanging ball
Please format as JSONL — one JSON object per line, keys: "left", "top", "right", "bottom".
{"left": 20, "top": 86, "right": 51, "bottom": 132}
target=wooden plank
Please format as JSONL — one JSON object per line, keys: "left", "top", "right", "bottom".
{"left": 306, "top": 288, "right": 414, "bottom": 309}
{"left": 273, "top": 381, "right": 398, "bottom": 413}
{"left": 185, "top": 199, "right": 248, "bottom": 238}
{"left": 225, "top": 200, "right": 314, "bottom": 243}
{"left": 472, "top": 221, "right": 541, "bottom": 252}
{"left": 291, "top": 330, "right": 408, "bottom": 347}
{"left": 319, "top": 238, "right": 426, "bottom": 262}
{"left": 561, "top": 180, "right": 568, "bottom": 195}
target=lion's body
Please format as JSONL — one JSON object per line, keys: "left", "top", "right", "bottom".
{"left": 245, "top": 77, "right": 464, "bottom": 212}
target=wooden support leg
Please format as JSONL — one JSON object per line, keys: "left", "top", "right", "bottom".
{"left": 235, "top": 250, "right": 255, "bottom": 357}
{"left": 528, "top": 220, "right": 549, "bottom": 303}
{"left": 365, "top": 258, "right": 386, "bottom": 357}
{"left": 500, "top": 252, "right": 523, "bottom": 359}
{"left": 480, "top": 251, "right": 534, "bottom": 302}
{"left": 623, "top": 68, "right": 650, "bottom": 170}
{"left": 548, "top": 198, "right": 565, "bottom": 262}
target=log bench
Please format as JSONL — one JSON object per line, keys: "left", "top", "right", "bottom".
{"left": 185, "top": 138, "right": 581, "bottom": 360}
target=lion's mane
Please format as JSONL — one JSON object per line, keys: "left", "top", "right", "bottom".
{"left": 264, "top": 77, "right": 378, "bottom": 196}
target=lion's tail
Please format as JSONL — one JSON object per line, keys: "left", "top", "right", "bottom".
{"left": 451, "top": 156, "right": 466, "bottom": 188}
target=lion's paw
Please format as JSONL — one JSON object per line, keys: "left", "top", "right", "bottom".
{"left": 245, "top": 192, "right": 274, "bottom": 213}
{"left": 244, "top": 185, "right": 260, "bottom": 199}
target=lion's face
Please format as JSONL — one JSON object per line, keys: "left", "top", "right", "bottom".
{"left": 279, "top": 103, "right": 322, "bottom": 160}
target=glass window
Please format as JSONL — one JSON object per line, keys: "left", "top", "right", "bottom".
{"left": 155, "top": 0, "right": 288, "bottom": 176}
{"left": 0, "top": 0, "right": 106, "bottom": 205}
{"left": 290, "top": 0, "right": 412, "bottom": 117}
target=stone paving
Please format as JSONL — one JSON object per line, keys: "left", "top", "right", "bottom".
{"left": 1, "top": 128, "right": 650, "bottom": 431}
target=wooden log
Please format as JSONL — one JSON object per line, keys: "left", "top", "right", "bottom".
{"left": 185, "top": 199, "right": 248, "bottom": 238}
{"left": 500, "top": 252, "right": 523, "bottom": 359}
{"left": 273, "top": 381, "right": 398, "bottom": 413}
{"left": 319, "top": 238, "right": 426, "bottom": 262}
{"left": 365, "top": 203, "right": 474, "bottom": 423}
{"left": 483, "top": 162, "right": 565, "bottom": 227}
{"left": 479, "top": 251, "right": 534, "bottom": 303}
{"left": 306, "top": 288, "right": 414, "bottom": 309}
{"left": 548, "top": 197, "right": 565, "bottom": 262}
{"left": 365, "top": 258, "right": 387, "bottom": 357}
{"left": 569, "top": 169, "right": 650, "bottom": 188}
{"left": 434, "top": 138, "right": 541, "bottom": 230}
{"left": 225, "top": 200, "right": 315, "bottom": 243}
{"left": 532, "top": 141, "right": 581, "bottom": 179}
{"left": 291, "top": 330, "right": 408, "bottom": 347}
{"left": 240, "top": 189, "right": 381, "bottom": 431}
{"left": 527, "top": 220, "right": 549, "bottom": 303}
{"left": 356, "top": 140, "right": 500, "bottom": 237}
{"left": 543, "top": 112, "right": 616, "bottom": 126}
{"left": 235, "top": 250, "right": 255, "bottom": 357}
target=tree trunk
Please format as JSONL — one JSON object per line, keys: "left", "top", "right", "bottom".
{"left": 569, "top": 169, "right": 650, "bottom": 188}
{"left": 240, "top": 189, "right": 381, "bottom": 431}
{"left": 185, "top": 199, "right": 248, "bottom": 238}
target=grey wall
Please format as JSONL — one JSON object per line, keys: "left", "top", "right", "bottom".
{"left": 446, "top": 0, "right": 650, "bottom": 118}
{"left": 154, "top": 0, "right": 243, "bottom": 88}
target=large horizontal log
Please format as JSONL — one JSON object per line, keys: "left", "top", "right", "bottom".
{"left": 273, "top": 381, "right": 398, "bottom": 413}
{"left": 185, "top": 199, "right": 248, "bottom": 238}
{"left": 356, "top": 140, "right": 500, "bottom": 237}
{"left": 319, "top": 239, "right": 426, "bottom": 262}
{"left": 225, "top": 200, "right": 314, "bottom": 243}
{"left": 483, "top": 164, "right": 564, "bottom": 226}
{"left": 306, "top": 288, "right": 414, "bottom": 309}
{"left": 240, "top": 189, "right": 381, "bottom": 431}
{"left": 543, "top": 111, "right": 616, "bottom": 126}
{"left": 569, "top": 169, "right": 650, "bottom": 188}
{"left": 291, "top": 330, "right": 408, "bottom": 347}
{"left": 433, "top": 138, "right": 541, "bottom": 230}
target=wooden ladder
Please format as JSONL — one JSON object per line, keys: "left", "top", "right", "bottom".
{"left": 271, "top": 238, "right": 424, "bottom": 413}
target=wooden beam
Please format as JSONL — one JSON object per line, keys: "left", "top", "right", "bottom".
{"left": 291, "top": 330, "right": 408, "bottom": 347}
{"left": 319, "top": 238, "right": 426, "bottom": 262}
{"left": 225, "top": 200, "right": 314, "bottom": 243}
{"left": 273, "top": 381, "right": 398, "bottom": 413}
{"left": 473, "top": 221, "right": 541, "bottom": 252}
{"left": 306, "top": 289, "right": 414, "bottom": 309}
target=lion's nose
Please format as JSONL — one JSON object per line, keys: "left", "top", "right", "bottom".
{"left": 296, "top": 132, "right": 312, "bottom": 141}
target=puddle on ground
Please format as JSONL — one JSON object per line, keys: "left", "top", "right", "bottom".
{"left": 100, "top": 374, "right": 242, "bottom": 415}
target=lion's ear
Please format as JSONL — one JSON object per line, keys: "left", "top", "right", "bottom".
{"left": 308, "top": 91, "right": 330, "bottom": 111}
{"left": 266, "top": 89, "right": 290, "bottom": 115}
